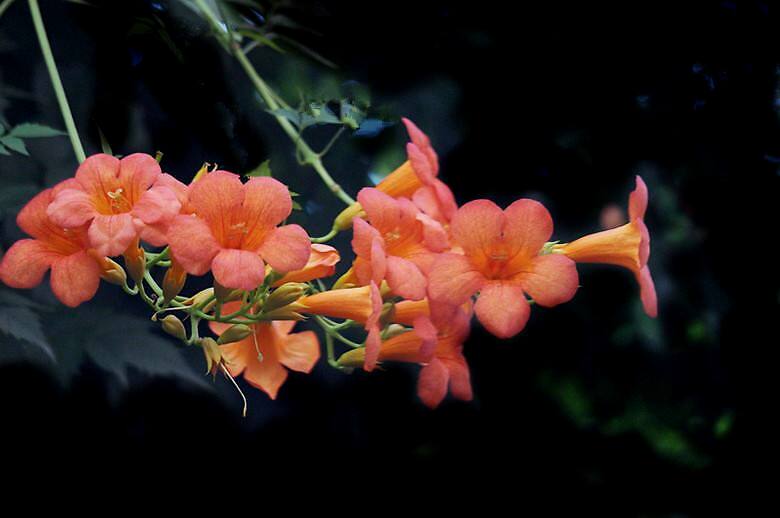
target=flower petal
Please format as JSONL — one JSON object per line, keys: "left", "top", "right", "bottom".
{"left": 132, "top": 185, "right": 181, "bottom": 225}
{"left": 402, "top": 117, "right": 438, "bottom": 175}
{"left": 243, "top": 353, "right": 288, "bottom": 400}
{"left": 240, "top": 176, "right": 293, "bottom": 250}
{"left": 474, "top": 281, "right": 530, "bottom": 338}
{"left": 357, "top": 187, "right": 400, "bottom": 235}
{"left": 277, "top": 328, "right": 320, "bottom": 373}
{"left": 258, "top": 224, "right": 311, "bottom": 273}
{"left": 186, "top": 171, "right": 244, "bottom": 244}
{"left": 503, "top": 198, "right": 554, "bottom": 259}
{"left": 628, "top": 175, "right": 648, "bottom": 221}
{"left": 413, "top": 315, "right": 438, "bottom": 361}
{"left": 49, "top": 250, "right": 101, "bottom": 307}
{"left": 364, "top": 326, "right": 382, "bottom": 372}
{"left": 637, "top": 265, "right": 658, "bottom": 318}
{"left": 450, "top": 199, "right": 504, "bottom": 261}
{"left": 427, "top": 253, "right": 485, "bottom": 305}
{"left": 211, "top": 248, "right": 265, "bottom": 290}
{"left": 351, "top": 217, "right": 382, "bottom": 258}
{"left": 117, "top": 153, "right": 161, "bottom": 204}
{"left": 167, "top": 215, "right": 221, "bottom": 275}
{"left": 368, "top": 236, "right": 387, "bottom": 286}
{"left": 46, "top": 188, "right": 95, "bottom": 228}
{"left": 0, "top": 239, "right": 56, "bottom": 288}
{"left": 417, "top": 359, "right": 449, "bottom": 409}
{"left": 88, "top": 213, "right": 138, "bottom": 257}
{"left": 416, "top": 212, "right": 449, "bottom": 252}
{"left": 443, "top": 356, "right": 473, "bottom": 402}
{"left": 517, "top": 254, "right": 579, "bottom": 307}
{"left": 385, "top": 255, "right": 427, "bottom": 300}
{"left": 74, "top": 154, "right": 121, "bottom": 201}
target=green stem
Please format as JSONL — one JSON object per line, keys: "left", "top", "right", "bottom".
{"left": 27, "top": 0, "right": 86, "bottom": 164}
{"left": 0, "top": 0, "right": 16, "bottom": 19}
{"left": 310, "top": 227, "right": 339, "bottom": 243}
{"left": 192, "top": 0, "right": 355, "bottom": 206}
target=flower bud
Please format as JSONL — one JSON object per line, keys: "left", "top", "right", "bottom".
{"left": 162, "top": 260, "right": 187, "bottom": 305}
{"left": 199, "top": 337, "right": 222, "bottom": 377}
{"left": 217, "top": 323, "right": 253, "bottom": 345}
{"left": 334, "top": 203, "right": 365, "bottom": 231}
{"left": 214, "top": 281, "right": 244, "bottom": 303}
{"left": 160, "top": 315, "right": 187, "bottom": 341}
{"left": 99, "top": 257, "right": 127, "bottom": 286}
{"left": 123, "top": 244, "right": 146, "bottom": 284}
{"left": 191, "top": 162, "right": 210, "bottom": 184}
{"left": 332, "top": 267, "right": 358, "bottom": 290}
{"left": 264, "top": 283, "right": 307, "bottom": 313}
{"left": 260, "top": 302, "right": 307, "bottom": 321}
{"left": 184, "top": 288, "right": 216, "bottom": 313}
{"left": 379, "top": 302, "right": 396, "bottom": 328}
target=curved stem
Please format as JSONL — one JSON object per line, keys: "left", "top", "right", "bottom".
{"left": 192, "top": 0, "right": 355, "bottom": 206}
{"left": 0, "top": 0, "right": 16, "bottom": 19}
{"left": 310, "top": 227, "right": 339, "bottom": 243}
{"left": 27, "top": 0, "right": 86, "bottom": 164}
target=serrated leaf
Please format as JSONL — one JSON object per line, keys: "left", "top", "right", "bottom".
{"left": 308, "top": 102, "right": 341, "bottom": 125}
{"left": 0, "top": 136, "right": 29, "bottom": 156}
{"left": 0, "top": 305, "right": 54, "bottom": 358}
{"left": 0, "top": 144, "right": 9, "bottom": 156}
{"left": 245, "top": 159, "right": 272, "bottom": 177}
{"left": 8, "top": 123, "right": 66, "bottom": 138}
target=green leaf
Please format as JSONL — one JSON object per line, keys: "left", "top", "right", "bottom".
{"left": 8, "top": 123, "right": 66, "bottom": 138}
{"left": 340, "top": 101, "right": 365, "bottom": 130}
{"left": 0, "top": 305, "right": 54, "bottom": 359}
{"left": 245, "top": 159, "right": 272, "bottom": 177}
{"left": 0, "top": 144, "right": 9, "bottom": 156}
{"left": 0, "top": 136, "right": 29, "bottom": 156}
{"left": 237, "top": 28, "right": 285, "bottom": 53}
{"left": 291, "top": 200, "right": 302, "bottom": 211}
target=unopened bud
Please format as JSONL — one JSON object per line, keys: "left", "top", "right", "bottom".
{"left": 123, "top": 244, "right": 146, "bottom": 283}
{"left": 380, "top": 302, "right": 396, "bottom": 328}
{"left": 383, "top": 324, "right": 409, "bottom": 340}
{"left": 334, "top": 203, "right": 365, "bottom": 231}
{"left": 162, "top": 261, "right": 187, "bottom": 305}
{"left": 191, "top": 162, "right": 210, "bottom": 184}
{"left": 264, "top": 283, "right": 307, "bottom": 313}
{"left": 333, "top": 267, "right": 357, "bottom": 290}
{"left": 184, "top": 288, "right": 216, "bottom": 313}
{"left": 261, "top": 302, "right": 307, "bottom": 321}
{"left": 213, "top": 281, "right": 244, "bottom": 303}
{"left": 199, "top": 337, "right": 222, "bottom": 377}
{"left": 99, "top": 257, "right": 127, "bottom": 286}
{"left": 160, "top": 315, "right": 187, "bottom": 341}
{"left": 217, "top": 323, "right": 253, "bottom": 345}
{"left": 336, "top": 347, "right": 365, "bottom": 369}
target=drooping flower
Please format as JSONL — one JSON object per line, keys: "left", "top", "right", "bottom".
{"left": 0, "top": 180, "right": 110, "bottom": 307}
{"left": 166, "top": 171, "right": 311, "bottom": 291}
{"left": 272, "top": 244, "right": 340, "bottom": 286}
{"left": 347, "top": 188, "right": 448, "bottom": 300}
{"left": 553, "top": 175, "right": 657, "bottom": 317}
{"left": 338, "top": 302, "right": 473, "bottom": 409}
{"left": 334, "top": 118, "right": 457, "bottom": 229}
{"left": 209, "top": 302, "right": 319, "bottom": 400}
{"left": 45, "top": 153, "right": 182, "bottom": 257}
{"left": 428, "top": 199, "right": 579, "bottom": 338}
{"left": 294, "top": 283, "right": 383, "bottom": 371}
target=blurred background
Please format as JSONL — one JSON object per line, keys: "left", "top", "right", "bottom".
{"left": 1, "top": 0, "right": 769, "bottom": 508}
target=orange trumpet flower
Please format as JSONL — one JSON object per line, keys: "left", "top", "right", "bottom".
{"left": 554, "top": 175, "right": 657, "bottom": 317}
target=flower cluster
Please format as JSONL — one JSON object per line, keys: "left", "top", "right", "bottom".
{"left": 0, "top": 118, "right": 657, "bottom": 410}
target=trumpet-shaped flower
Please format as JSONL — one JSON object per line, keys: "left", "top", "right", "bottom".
{"left": 334, "top": 118, "right": 457, "bottom": 229}
{"left": 294, "top": 283, "right": 383, "bottom": 370}
{"left": 272, "top": 244, "right": 340, "bottom": 286}
{"left": 45, "top": 153, "right": 182, "bottom": 257}
{"left": 338, "top": 302, "right": 472, "bottom": 408}
{"left": 554, "top": 175, "right": 657, "bottom": 317}
{"left": 428, "top": 199, "right": 578, "bottom": 338}
{"left": 350, "top": 188, "right": 447, "bottom": 300}
{"left": 0, "top": 180, "right": 107, "bottom": 307}
{"left": 166, "top": 171, "right": 311, "bottom": 291}
{"left": 209, "top": 302, "right": 319, "bottom": 399}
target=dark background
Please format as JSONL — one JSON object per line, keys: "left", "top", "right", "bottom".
{"left": 1, "top": 0, "right": 771, "bottom": 509}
